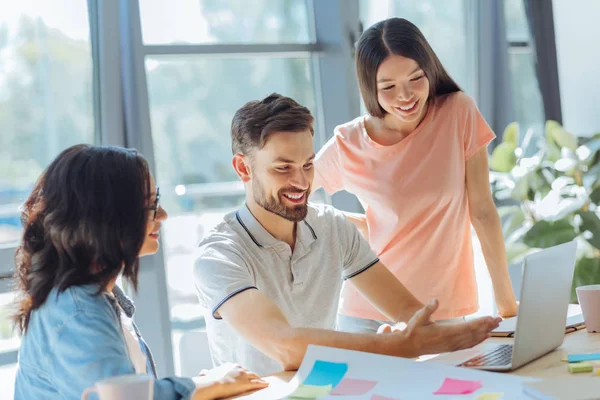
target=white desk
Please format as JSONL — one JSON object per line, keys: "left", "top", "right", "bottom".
{"left": 490, "top": 329, "right": 600, "bottom": 380}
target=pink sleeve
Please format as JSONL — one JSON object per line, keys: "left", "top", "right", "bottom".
{"left": 314, "top": 136, "right": 344, "bottom": 194}
{"left": 462, "top": 95, "right": 496, "bottom": 160}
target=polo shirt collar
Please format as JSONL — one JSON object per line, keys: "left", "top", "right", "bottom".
{"left": 236, "top": 203, "right": 317, "bottom": 249}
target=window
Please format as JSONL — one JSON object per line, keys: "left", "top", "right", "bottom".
{"left": 139, "top": 0, "right": 311, "bottom": 44}
{"left": 0, "top": 1, "right": 95, "bottom": 393}
{"left": 0, "top": 1, "right": 95, "bottom": 246}
{"left": 136, "top": 0, "right": 319, "bottom": 375}
{"left": 503, "top": 0, "right": 545, "bottom": 148}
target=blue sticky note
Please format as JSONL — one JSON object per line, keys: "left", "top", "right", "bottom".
{"left": 568, "top": 353, "right": 600, "bottom": 363}
{"left": 303, "top": 360, "right": 348, "bottom": 388}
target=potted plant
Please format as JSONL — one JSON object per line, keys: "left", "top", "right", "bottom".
{"left": 490, "top": 121, "right": 600, "bottom": 302}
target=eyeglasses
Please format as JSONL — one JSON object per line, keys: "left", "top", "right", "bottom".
{"left": 148, "top": 186, "right": 160, "bottom": 221}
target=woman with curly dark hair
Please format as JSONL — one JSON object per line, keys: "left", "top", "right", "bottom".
{"left": 13, "top": 144, "right": 267, "bottom": 399}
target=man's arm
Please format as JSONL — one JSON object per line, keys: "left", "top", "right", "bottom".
{"left": 217, "top": 289, "right": 400, "bottom": 370}
{"left": 218, "top": 289, "right": 501, "bottom": 371}
{"left": 348, "top": 261, "right": 423, "bottom": 323}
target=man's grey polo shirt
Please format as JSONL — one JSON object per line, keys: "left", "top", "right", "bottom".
{"left": 193, "top": 203, "right": 379, "bottom": 376}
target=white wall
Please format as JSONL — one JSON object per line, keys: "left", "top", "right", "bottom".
{"left": 553, "top": 0, "right": 600, "bottom": 137}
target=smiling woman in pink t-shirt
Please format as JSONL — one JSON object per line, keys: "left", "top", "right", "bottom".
{"left": 314, "top": 18, "right": 518, "bottom": 332}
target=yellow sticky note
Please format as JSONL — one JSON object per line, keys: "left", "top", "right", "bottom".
{"left": 561, "top": 357, "right": 568, "bottom": 362}
{"left": 477, "top": 393, "right": 503, "bottom": 400}
{"left": 289, "top": 384, "right": 332, "bottom": 398}
{"left": 568, "top": 362, "right": 593, "bottom": 373}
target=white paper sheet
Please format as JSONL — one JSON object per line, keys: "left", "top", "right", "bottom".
{"left": 239, "top": 345, "right": 539, "bottom": 399}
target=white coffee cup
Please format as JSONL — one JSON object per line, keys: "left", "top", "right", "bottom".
{"left": 81, "top": 374, "right": 153, "bottom": 400}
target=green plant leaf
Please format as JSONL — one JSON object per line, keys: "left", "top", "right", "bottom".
{"left": 530, "top": 170, "right": 552, "bottom": 198}
{"left": 545, "top": 121, "right": 556, "bottom": 146}
{"left": 498, "top": 206, "right": 526, "bottom": 237}
{"left": 506, "top": 242, "right": 532, "bottom": 264}
{"left": 546, "top": 120, "right": 578, "bottom": 150}
{"left": 490, "top": 142, "right": 517, "bottom": 172}
{"left": 503, "top": 122, "right": 519, "bottom": 146}
{"left": 571, "top": 257, "right": 600, "bottom": 303}
{"left": 523, "top": 219, "right": 578, "bottom": 248}
{"left": 539, "top": 167, "right": 557, "bottom": 189}
{"left": 580, "top": 211, "right": 600, "bottom": 250}
{"left": 591, "top": 187, "right": 600, "bottom": 205}
{"left": 511, "top": 174, "right": 530, "bottom": 201}
{"left": 576, "top": 139, "right": 600, "bottom": 163}
{"left": 506, "top": 221, "right": 532, "bottom": 244}
{"left": 494, "top": 188, "right": 513, "bottom": 200}
{"left": 498, "top": 205, "right": 521, "bottom": 219}
{"left": 554, "top": 158, "right": 578, "bottom": 173}
{"left": 505, "top": 208, "right": 526, "bottom": 237}
{"left": 585, "top": 163, "right": 600, "bottom": 186}
{"left": 544, "top": 141, "right": 562, "bottom": 163}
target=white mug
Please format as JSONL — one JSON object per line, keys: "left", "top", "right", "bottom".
{"left": 81, "top": 374, "right": 153, "bottom": 400}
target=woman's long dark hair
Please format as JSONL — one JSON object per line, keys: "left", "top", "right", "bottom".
{"left": 356, "top": 18, "right": 462, "bottom": 118}
{"left": 13, "top": 144, "right": 151, "bottom": 333}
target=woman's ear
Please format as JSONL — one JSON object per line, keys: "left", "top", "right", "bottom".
{"left": 232, "top": 153, "right": 252, "bottom": 183}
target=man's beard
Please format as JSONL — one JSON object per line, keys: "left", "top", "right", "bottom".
{"left": 252, "top": 179, "right": 309, "bottom": 222}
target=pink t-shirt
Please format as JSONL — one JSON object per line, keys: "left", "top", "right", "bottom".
{"left": 314, "top": 91, "right": 495, "bottom": 320}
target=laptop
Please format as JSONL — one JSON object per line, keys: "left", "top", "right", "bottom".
{"left": 491, "top": 303, "right": 584, "bottom": 337}
{"left": 438, "top": 240, "right": 577, "bottom": 371}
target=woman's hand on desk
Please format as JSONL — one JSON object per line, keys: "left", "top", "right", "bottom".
{"left": 192, "top": 363, "right": 269, "bottom": 400}
{"left": 398, "top": 299, "right": 502, "bottom": 357}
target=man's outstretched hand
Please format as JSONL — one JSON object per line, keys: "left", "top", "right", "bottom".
{"left": 382, "top": 299, "right": 501, "bottom": 357}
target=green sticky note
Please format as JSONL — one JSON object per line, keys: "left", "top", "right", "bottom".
{"left": 289, "top": 384, "right": 333, "bottom": 399}
{"left": 477, "top": 393, "right": 504, "bottom": 400}
{"left": 568, "top": 362, "right": 593, "bottom": 373}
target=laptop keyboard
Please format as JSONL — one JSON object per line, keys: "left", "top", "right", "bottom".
{"left": 459, "top": 344, "right": 513, "bottom": 367}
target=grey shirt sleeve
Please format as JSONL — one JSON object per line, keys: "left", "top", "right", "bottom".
{"left": 330, "top": 208, "right": 379, "bottom": 280}
{"left": 194, "top": 240, "right": 257, "bottom": 319}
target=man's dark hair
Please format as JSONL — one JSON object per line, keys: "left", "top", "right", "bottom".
{"left": 231, "top": 93, "right": 314, "bottom": 155}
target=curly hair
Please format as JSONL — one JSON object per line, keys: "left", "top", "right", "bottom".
{"left": 13, "top": 144, "right": 152, "bottom": 333}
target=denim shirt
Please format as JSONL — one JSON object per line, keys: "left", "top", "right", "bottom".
{"left": 14, "top": 284, "right": 196, "bottom": 400}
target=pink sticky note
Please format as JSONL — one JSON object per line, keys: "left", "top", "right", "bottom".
{"left": 330, "top": 378, "right": 378, "bottom": 395}
{"left": 371, "top": 395, "right": 400, "bottom": 400}
{"left": 433, "top": 378, "right": 482, "bottom": 395}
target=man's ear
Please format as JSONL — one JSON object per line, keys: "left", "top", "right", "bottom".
{"left": 232, "top": 153, "right": 252, "bottom": 183}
